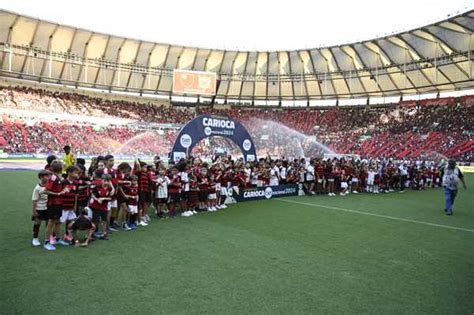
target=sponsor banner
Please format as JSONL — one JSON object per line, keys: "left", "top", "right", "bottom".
{"left": 246, "top": 154, "right": 256, "bottom": 162}
{"left": 171, "top": 115, "right": 257, "bottom": 162}
{"left": 232, "top": 184, "right": 298, "bottom": 202}
{"left": 7, "top": 153, "right": 35, "bottom": 158}
{"left": 173, "top": 69, "right": 217, "bottom": 96}
{"left": 173, "top": 151, "right": 187, "bottom": 162}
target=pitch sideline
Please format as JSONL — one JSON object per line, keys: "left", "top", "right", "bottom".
{"left": 278, "top": 198, "right": 474, "bottom": 233}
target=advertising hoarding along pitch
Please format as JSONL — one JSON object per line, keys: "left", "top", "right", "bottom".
{"left": 231, "top": 184, "right": 299, "bottom": 202}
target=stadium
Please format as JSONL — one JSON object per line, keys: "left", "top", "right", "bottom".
{"left": 0, "top": 1, "right": 473, "bottom": 314}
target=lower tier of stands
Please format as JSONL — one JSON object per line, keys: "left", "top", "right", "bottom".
{"left": 1, "top": 85, "right": 472, "bottom": 161}
{"left": 1, "top": 114, "right": 472, "bottom": 161}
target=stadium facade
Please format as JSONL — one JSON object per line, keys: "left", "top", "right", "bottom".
{"left": 0, "top": 9, "right": 473, "bottom": 104}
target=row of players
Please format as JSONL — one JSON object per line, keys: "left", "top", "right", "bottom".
{"left": 34, "top": 154, "right": 236, "bottom": 250}
{"left": 32, "top": 154, "right": 444, "bottom": 250}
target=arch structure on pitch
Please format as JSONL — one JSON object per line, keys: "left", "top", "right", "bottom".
{"left": 171, "top": 115, "right": 257, "bottom": 162}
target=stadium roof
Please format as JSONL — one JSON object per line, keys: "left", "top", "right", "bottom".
{"left": 0, "top": 9, "right": 473, "bottom": 102}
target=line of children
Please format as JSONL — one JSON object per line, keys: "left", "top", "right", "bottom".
{"left": 31, "top": 154, "right": 445, "bottom": 250}
{"left": 31, "top": 155, "right": 233, "bottom": 250}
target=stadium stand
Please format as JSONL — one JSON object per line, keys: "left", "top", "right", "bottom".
{"left": 1, "top": 86, "right": 472, "bottom": 161}
{"left": 0, "top": 9, "right": 472, "bottom": 162}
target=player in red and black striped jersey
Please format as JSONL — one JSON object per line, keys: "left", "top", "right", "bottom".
{"left": 68, "top": 210, "right": 95, "bottom": 247}
{"left": 385, "top": 163, "right": 396, "bottom": 192}
{"left": 288, "top": 167, "right": 299, "bottom": 184}
{"left": 168, "top": 167, "right": 181, "bottom": 217}
{"left": 192, "top": 159, "right": 203, "bottom": 177}
{"left": 74, "top": 164, "right": 90, "bottom": 215}
{"left": 43, "top": 160, "right": 69, "bottom": 250}
{"left": 188, "top": 173, "right": 199, "bottom": 212}
{"left": 147, "top": 165, "right": 157, "bottom": 219}
{"left": 90, "top": 174, "right": 114, "bottom": 239}
{"left": 213, "top": 168, "right": 225, "bottom": 209}
{"left": 59, "top": 166, "right": 80, "bottom": 242}
{"left": 232, "top": 168, "right": 246, "bottom": 188}
{"left": 121, "top": 175, "right": 139, "bottom": 229}
{"left": 103, "top": 155, "right": 121, "bottom": 231}
{"left": 116, "top": 162, "right": 133, "bottom": 230}
{"left": 134, "top": 160, "right": 153, "bottom": 226}
{"left": 44, "top": 155, "right": 57, "bottom": 172}
{"left": 207, "top": 174, "right": 218, "bottom": 211}
{"left": 315, "top": 161, "right": 325, "bottom": 195}
{"left": 325, "top": 161, "right": 336, "bottom": 196}
{"left": 219, "top": 168, "right": 232, "bottom": 208}
{"left": 359, "top": 166, "right": 368, "bottom": 193}
{"left": 197, "top": 167, "right": 209, "bottom": 211}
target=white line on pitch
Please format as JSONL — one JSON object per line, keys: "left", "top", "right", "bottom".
{"left": 278, "top": 199, "right": 474, "bottom": 233}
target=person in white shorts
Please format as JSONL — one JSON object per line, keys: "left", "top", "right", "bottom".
{"left": 179, "top": 167, "right": 192, "bottom": 216}
{"left": 367, "top": 168, "right": 376, "bottom": 193}
{"left": 269, "top": 162, "right": 280, "bottom": 186}
{"left": 305, "top": 161, "right": 315, "bottom": 195}
{"left": 351, "top": 167, "right": 360, "bottom": 193}
{"left": 251, "top": 167, "right": 259, "bottom": 187}
{"left": 31, "top": 170, "right": 51, "bottom": 247}
{"left": 59, "top": 166, "right": 80, "bottom": 243}
{"left": 125, "top": 176, "right": 139, "bottom": 228}
{"left": 214, "top": 168, "right": 223, "bottom": 209}
{"left": 340, "top": 170, "right": 349, "bottom": 196}
{"left": 279, "top": 162, "right": 287, "bottom": 185}
{"left": 155, "top": 168, "right": 170, "bottom": 218}
{"left": 206, "top": 174, "right": 218, "bottom": 212}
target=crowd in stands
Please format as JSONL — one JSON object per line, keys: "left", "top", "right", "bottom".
{"left": 202, "top": 99, "right": 473, "bottom": 161}
{"left": 0, "top": 86, "right": 194, "bottom": 123}
{"left": 199, "top": 107, "right": 321, "bottom": 135}
{"left": 0, "top": 85, "right": 473, "bottom": 161}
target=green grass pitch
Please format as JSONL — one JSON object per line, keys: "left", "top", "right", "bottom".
{"left": 0, "top": 170, "right": 473, "bottom": 314}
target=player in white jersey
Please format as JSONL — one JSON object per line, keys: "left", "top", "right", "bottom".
{"left": 179, "top": 167, "right": 192, "bottom": 216}
{"left": 367, "top": 168, "right": 377, "bottom": 193}
{"left": 31, "top": 170, "right": 51, "bottom": 246}
{"left": 279, "top": 161, "right": 287, "bottom": 184}
{"left": 269, "top": 162, "right": 280, "bottom": 186}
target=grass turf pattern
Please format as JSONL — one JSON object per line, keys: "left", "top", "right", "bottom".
{"left": 0, "top": 170, "right": 473, "bottom": 314}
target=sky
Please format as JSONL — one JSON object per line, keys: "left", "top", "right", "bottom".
{"left": 1, "top": 0, "right": 473, "bottom": 51}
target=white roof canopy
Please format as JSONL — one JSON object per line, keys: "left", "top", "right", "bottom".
{"left": 0, "top": 9, "right": 472, "bottom": 101}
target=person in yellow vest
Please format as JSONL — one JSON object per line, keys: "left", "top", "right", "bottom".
{"left": 62, "top": 145, "right": 75, "bottom": 173}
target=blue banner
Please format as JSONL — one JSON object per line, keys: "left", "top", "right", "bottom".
{"left": 232, "top": 184, "right": 299, "bottom": 202}
{"left": 171, "top": 115, "right": 257, "bottom": 162}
